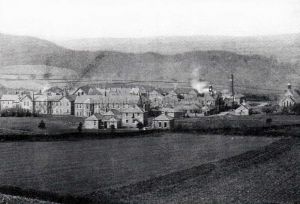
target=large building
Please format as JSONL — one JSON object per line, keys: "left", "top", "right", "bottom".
{"left": 0, "top": 94, "right": 22, "bottom": 110}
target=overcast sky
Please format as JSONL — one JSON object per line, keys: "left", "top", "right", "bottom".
{"left": 0, "top": 0, "right": 299, "bottom": 40}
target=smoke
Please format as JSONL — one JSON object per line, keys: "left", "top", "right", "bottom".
{"left": 190, "top": 68, "right": 209, "bottom": 93}
{"left": 41, "top": 83, "right": 51, "bottom": 93}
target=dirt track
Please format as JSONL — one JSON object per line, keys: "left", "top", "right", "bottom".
{"left": 89, "top": 137, "right": 300, "bottom": 204}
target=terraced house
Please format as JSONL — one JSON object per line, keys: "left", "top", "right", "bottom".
{"left": 74, "top": 94, "right": 142, "bottom": 117}
{"left": 52, "top": 95, "right": 76, "bottom": 115}
{"left": 0, "top": 94, "right": 21, "bottom": 110}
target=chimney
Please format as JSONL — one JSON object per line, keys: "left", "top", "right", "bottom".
{"left": 287, "top": 83, "right": 292, "bottom": 90}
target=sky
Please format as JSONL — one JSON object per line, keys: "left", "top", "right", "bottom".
{"left": 0, "top": 0, "right": 300, "bottom": 40}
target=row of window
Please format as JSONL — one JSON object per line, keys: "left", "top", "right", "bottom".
{"left": 158, "top": 122, "right": 168, "bottom": 128}
{"left": 75, "top": 103, "right": 135, "bottom": 109}
{"left": 55, "top": 109, "right": 70, "bottom": 114}
{"left": 125, "top": 112, "right": 140, "bottom": 116}
{"left": 283, "top": 100, "right": 293, "bottom": 107}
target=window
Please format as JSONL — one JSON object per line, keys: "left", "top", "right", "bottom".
{"left": 159, "top": 122, "right": 162, "bottom": 127}
{"left": 137, "top": 113, "right": 140, "bottom": 116}
{"left": 94, "top": 121, "right": 97, "bottom": 126}
{"left": 126, "top": 113, "right": 128, "bottom": 116}
{"left": 126, "top": 120, "right": 128, "bottom": 123}
{"left": 164, "top": 122, "right": 167, "bottom": 128}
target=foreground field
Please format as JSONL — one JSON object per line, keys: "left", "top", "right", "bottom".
{"left": 0, "top": 133, "right": 277, "bottom": 196}
{"left": 92, "top": 138, "right": 299, "bottom": 204}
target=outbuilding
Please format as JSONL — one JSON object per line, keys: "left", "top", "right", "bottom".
{"left": 152, "top": 114, "right": 174, "bottom": 129}
{"left": 84, "top": 113, "right": 103, "bottom": 129}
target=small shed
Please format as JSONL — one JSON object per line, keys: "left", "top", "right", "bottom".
{"left": 84, "top": 113, "right": 103, "bottom": 129}
{"left": 152, "top": 114, "right": 174, "bottom": 129}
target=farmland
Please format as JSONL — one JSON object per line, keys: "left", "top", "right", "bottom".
{"left": 0, "top": 133, "right": 277, "bottom": 196}
{"left": 0, "top": 116, "right": 83, "bottom": 135}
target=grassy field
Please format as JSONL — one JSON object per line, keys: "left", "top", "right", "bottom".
{"left": 175, "top": 114, "right": 300, "bottom": 130}
{"left": 0, "top": 133, "right": 277, "bottom": 196}
{"left": 0, "top": 116, "right": 84, "bottom": 135}
{"left": 95, "top": 137, "right": 299, "bottom": 204}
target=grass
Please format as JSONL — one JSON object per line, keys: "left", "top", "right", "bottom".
{"left": 95, "top": 137, "right": 299, "bottom": 204}
{"left": 175, "top": 114, "right": 300, "bottom": 130}
{"left": 0, "top": 116, "right": 84, "bottom": 135}
{"left": 0, "top": 133, "right": 276, "bottom": 197}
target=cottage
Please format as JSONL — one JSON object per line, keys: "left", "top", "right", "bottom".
{"left": 279, "top": 84, "right": 300, "bottom": 108}
{"left": 84, "top": 111, "right": 121, "bottom": 129}
{"left": 84, "top": 113, "right": 103, "bottom": 129}
{"left": 121, "top": 106, "right": 144, "bottom": 128}
{"left": 234, "top": 103, "right": 251, "bottom": 115}
{"left": 152, "top": 114, "right": 174, "bottom": 129}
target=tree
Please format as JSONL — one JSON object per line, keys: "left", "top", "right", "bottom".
{"left": 110, "top": 124, "right": 115, "bottom": 132}
{"left": 38, "top": 120, "right": 46, "bottom": 129}
{"left": 291, "top": 104, "right": 300, "bottom": 115}
{"left": 77, "top": 122, "right": 83, "bottom": 133}
{"left": 136, "top": 122, "right": 144, "bottom": 130}
{"left": 266, "top": 118, "right": 272, "bottom": 126}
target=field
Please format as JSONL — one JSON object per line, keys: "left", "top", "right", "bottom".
{"left": 98, "top": 137, "right": 299, "bottom": 204}
{"left": 0, "top": 133, "right": 277, "bottom": 196}
{"left": 0, "top": 116, "right": 84, "bottom": 135}
{"left": 175, "top": 114, "right": 300, "bottom": 130}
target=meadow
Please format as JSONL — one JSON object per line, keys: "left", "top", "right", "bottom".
{"left": 0, "top": 133, "right": 277, "bottom": 196}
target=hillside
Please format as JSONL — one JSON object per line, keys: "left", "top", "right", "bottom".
{"left": 0, "top": 33, "right": 299, "bottom": 93}
{"left": 55, "top": 34, "right": 300, "bottom": 64}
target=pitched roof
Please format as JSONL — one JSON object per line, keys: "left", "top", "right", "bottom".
{"left": 64, "top": 95, "right": 76, "bottom": 101}
{"left": 34, "top": 94, "right": 48, "bottom": 102}
{"left": 281, "top": 89, "right": 300, "bottom": 103}
{"left": 0, "top": 94, "right": 21, "bottom": 101}
{"left": 120, "top": 106, "right": 144, "bottom": 113}
{"left": 236, "top": 103, "right": 251, "bottom": 110}
{"left": 85, "top": 113, "right": 103, "bottom": 121}
{"left": 153, "top": 114, "right": 174, "bottom": 121}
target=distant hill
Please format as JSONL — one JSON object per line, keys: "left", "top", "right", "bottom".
{"left": 0, "top": 33, "right": 299, "bottom": 93}
{"left": 55, "top": 34, "right": 300, "bottom": 64}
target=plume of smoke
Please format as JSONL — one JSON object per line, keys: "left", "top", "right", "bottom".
{"left": 190, "top": 68, "right": 209, "bottom": 93}
{"left": 41, "top": 83, "right": 51, "bottom": 93}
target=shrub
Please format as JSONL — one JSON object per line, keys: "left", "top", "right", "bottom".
{"left": 266, "top": 118, "right": 272, "bottom": 126}
{"left": 77, "top": 122, "right": 83, "bottom": 133}
{"left": 38, "top": 120, "right": 46, "bottom": 129}
{"left": 136, "top": 122, "right": 144, "bottom": 130}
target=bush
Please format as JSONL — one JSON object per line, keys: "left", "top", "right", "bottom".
{"left": 77, "top": 122, "right": 83, "bottom": 133}
{"left": 136, "top": 122, "right": 144, "bottom": 130}
{"left": 266, "top": 118, "right": 272, "bottom": 126}
{"left": 38, "top": 120, "right": 46, "bottom": 129}
{"left": 0, "top": 107, "right": 32, "bottom": 117}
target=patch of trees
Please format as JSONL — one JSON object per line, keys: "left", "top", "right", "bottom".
{"left": 0, "top": 108, "right": 37, "bottom": 117}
